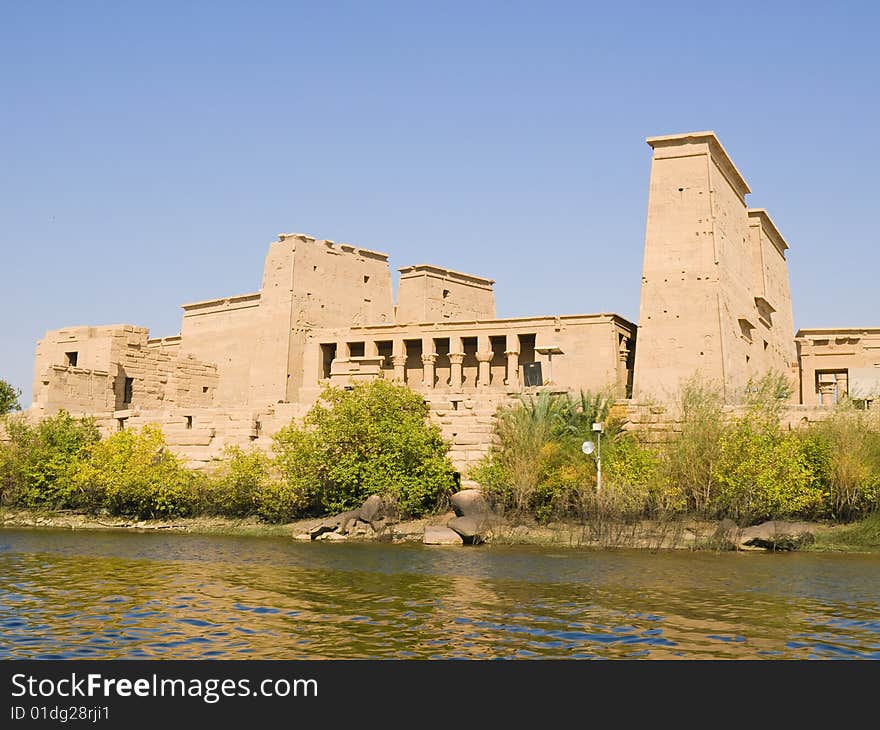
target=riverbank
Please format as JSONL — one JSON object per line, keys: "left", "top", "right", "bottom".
{"left": 2, "top": 506, "right": 878, "bottom": 552}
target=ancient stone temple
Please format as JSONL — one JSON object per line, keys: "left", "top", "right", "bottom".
{"left": 27, "top": 131, "right": 878, "bottom": 469}
{"left": 30, "top": 234, "right": 635, "bottom": 471}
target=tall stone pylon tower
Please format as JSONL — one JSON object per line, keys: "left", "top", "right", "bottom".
{"left": 632, "top": 132, "right": 797, "bottom": 402}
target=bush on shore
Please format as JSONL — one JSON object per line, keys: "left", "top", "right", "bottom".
{"left": 2, "top": 374, "right": 880, "bottom": 527}
{"left": 0, "top": 381, "right": 457, "bottom": 522}
{"left": 271, "top": 380, "right": 457, "bottom": 519}
{"left": 471, "top": 373, "right": 880, "bottom": 525}
{"left": 0, "top": 411, "right": 100, "bottom": 509}
{"left": 73, "top": 425, "right": 201, "bottom": 519}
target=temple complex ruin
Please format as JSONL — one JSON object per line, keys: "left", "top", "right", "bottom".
{"left": 27, "top": 132, "right": 878, "bottom": 470}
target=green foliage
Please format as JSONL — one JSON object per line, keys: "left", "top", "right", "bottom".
{"left": 0, "top": 379, "right": 21, "bottom": 415}
{"left": 271, "top": 380, "right": 456, "bottom": 518}
{"left": 604, "top": 434, "right": 681, "bottom": 514}
{"left": 804, "top": 405, "right": 880, "bottom": 520}
{"left": 472, "top": 390, "right": 617, "bottom": 520}
{"left": 812, "top": 513, "right": 880, "bottom": 551}
{"left": 73, "top": 425, "right": 200, "bottom": 518}
{"left": 665, "top": 375, "right": 727, "bottom": 515}
{"left": 712, "top": 412, "right": 822, "bottom": 524}
{"left": 0, "top": 411, "right": 100, "bottom": 508}
{"left": 203, "top": 446, "right": 273, "bottom": 517}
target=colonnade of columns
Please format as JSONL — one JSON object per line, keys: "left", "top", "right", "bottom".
{"left": 336, "top": 333, "right": 524, "bottom": 392}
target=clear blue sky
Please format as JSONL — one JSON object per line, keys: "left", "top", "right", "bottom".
{"left": 2, "top": 1, "right": 878, "bottom": 407}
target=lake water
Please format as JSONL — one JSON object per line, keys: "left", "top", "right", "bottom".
{"left": 1, "top": 528, "right": 879, "bottom": 659}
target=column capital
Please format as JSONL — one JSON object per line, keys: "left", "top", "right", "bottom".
{"left": 448, "top": 352, "right": 465, "bottom": 365}
{"left": 391, "top": 355, "right": 407, "bottom": 367}
{"left": 503, "top": 349, "right": 520, "bottom": 357}
{"left": 476, "top": 351, "right": 494, "bottom": 363}
{"left": 421, "top": 353, "right": 438, "bottom": 365}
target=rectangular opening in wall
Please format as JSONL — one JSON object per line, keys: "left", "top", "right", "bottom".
{"left": 185, "top": 416, "right": 193, "bottom": 430}
{"left": 319, "top": 343, "right": 337, "bottom": 380}
{"left": 123, "top": 377, "right": 134, "bottom": 405}
{"left": 816, "top": 370, "right": 848, "bottom": 406}
{"left": 117, "top": 418, "right": 125, "bottom": 432}
{"left": 376, "top": 341, "right": 393, "bottom": 369}
{"left": 202, "top": 386, "right": 209, "bottom": 394}
{"left": 518, "top": 333, "right": 536, "bottom": 372}
{"left": 349, "top": 341, "right": 365, "bottom": 358}
{"left": 433, "top": 337, "right": 451, "bottom": 388}
{"left": 405, "top": 339, "right": 423, "bottom": 386}
{"left": 489, "top": 335, "right": 506, "bottom": 385}
{"left": 461, "top": 337, "right": 478, "bottom": 388}
{"left": 65, "top": 351, "right": 78, "bottom": 367}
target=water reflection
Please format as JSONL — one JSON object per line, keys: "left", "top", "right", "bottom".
{"left": 1, "top": 529, "right": 879, "bottom": 659}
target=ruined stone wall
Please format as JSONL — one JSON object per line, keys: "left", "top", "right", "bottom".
{"left": 32, "top": 325, "right": 146, "bottom": 416}
{"left": 37, "top": 366, "right": 115, "bottom": 416}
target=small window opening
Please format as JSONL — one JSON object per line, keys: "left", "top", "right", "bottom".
{"left": 123, "top": 377, "right": 134, "bottom": 405}
{"left": 442, "top": 289, "right": 450, "bottom": 299}
{"left": 363, "top": 275, "right": 370, "bottom": 284}
{"left": 117, "top": 418, "right": 126, "bottom": 432}
{"left": 202, "top": 386, "right": 209, "bottom": 394}
{"left": 185, "top": 416, "right": 193, "bottom": 430}
{"left": 65, "top": 351, "right": 78, "bottom": 367}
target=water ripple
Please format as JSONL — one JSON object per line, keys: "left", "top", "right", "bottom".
{"left": 1, "top": 529, "right": 879, "bottom": 659}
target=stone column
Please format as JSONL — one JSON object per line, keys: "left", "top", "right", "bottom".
{"left": 449, "top": 352, "right": 465, "bottom": 392}
{"left": 391, "top": 339, "right": 406, "bottom": 383}
{"left": 835, "top": 372, "right": 848, "bottom": 401}
{"left": 618, "top": 340, "right": 631, "bottom": 393}
{"left": 336, "top": 341, "right": 349, "bottom": 360}
{"left": 817, "top": 381, "right": 835, "bottom": 406}
{"left": 476, "top": 335, "right": 493, "bottom": 388}
{"left": 365, "top": 340, "right": 379, "bottom": 358}
{"left": 504, "top": 334, "right": 519, "bottom": 388}
{"left": 421, "top": 353, "right": 438, "bottom": 389}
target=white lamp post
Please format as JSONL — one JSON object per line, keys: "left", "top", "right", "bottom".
{"left": 582, "top": 421, "right": 604, "bottom": 495}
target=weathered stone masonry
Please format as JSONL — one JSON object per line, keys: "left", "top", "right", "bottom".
{"left": 27, "top": 132, "right": 878, "bottom": 469}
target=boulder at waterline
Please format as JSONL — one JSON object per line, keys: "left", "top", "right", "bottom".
{"left": 423, "top": 526, "right": 464, "bottom": 545}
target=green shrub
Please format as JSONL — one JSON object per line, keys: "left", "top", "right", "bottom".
{"left": 203, "top": 446, "right": 273, "bottom": 517}
{"left": 805, "top": 405, "right": 880, "bottom": 520}
{"left": 471, "top": 390, "right": 617, "bottom": 520}
{"left": 272, "top": 380, "right": 456, "bottom": 518}
{"left": 0, "top": 411, "right": 100, "bottom": 508}
{"left": 604, "top": 434, "right": 682, "bottom": 515}
{"left": 712, "top": 412, "right": 822, "bottom": 524}
{"left": 74, "top": 424, "right": 199, "bottom": 518}
{"left": 664, "top": 376, "right": 727, "bottom": 515}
